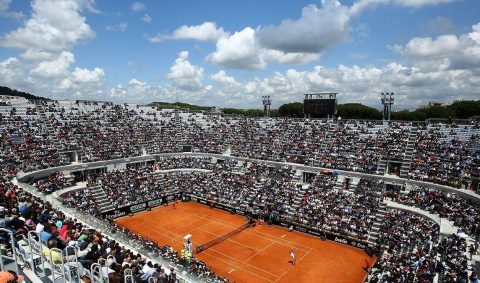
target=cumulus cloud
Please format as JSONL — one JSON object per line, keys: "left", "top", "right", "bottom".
{"left": 0, "top": 0, "right": 105, "bottom": 101}
{"left": 31, "top": 51, "right": 75, "bottom": 78}
{"left": 106, "top": 22, "right": 128, "bottom": 32}
{"left": 0, "top": 57, "right": 27, "bottom": 86}
{"left": 395, "top": 23, "right": 480, "bottom": 70}
{"left": 131, "top": 2, "right": 145, "bottom": 12}
{"left": 206, "top": 27, "right": 321, "bottom": 69}
{"left": 149, "top": 22, "right": 228, "bottom": 43}
{"left": 59, "top": 67, "right": 105, "bottom": 90}
{"left": 167, "top": 51, "right": 204, "bottom": 91}
{"left": 257, "top": 0, "right": 350, "bottom": 53}
{"left": 0, "top": 0, "right": 95, "bottom": 53}
{"left": 207, "top": 27, "right": 266, "bottom": 69}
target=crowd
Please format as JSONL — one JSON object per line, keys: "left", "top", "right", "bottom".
{"left": 386, "top": 186, "right": 480, "bottom": 237}
{"left": 295, "top": 175, "right": 383, "bottom": 240}
{"left": 30, "top": 172, "right": 73, "bottom": 194}
{"left": 2, "top": 97, "right": 480, "bottom": 283}
{"left": 0, "top": 177, "right": 228, "bottom": 282}
{"left": 409, "top": 123, "right": 480, "bottom": 189}
{"left": 2, "top": 98, "right": 479, "bottom": 192}
{"left": 370, "top": 209, "right": 439, "bottom": 283}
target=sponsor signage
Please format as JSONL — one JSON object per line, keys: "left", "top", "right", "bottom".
{"left": 148, "top": 199, "right": 162, "bottom": 208}
{"left": 130, "top": 203, "right": 147, "bottom": 213}
{"left": 102, "top": 193, "right": 179, "bottom": 219}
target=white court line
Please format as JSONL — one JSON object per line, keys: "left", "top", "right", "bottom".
{"left": 274, "top": 248, "right": 312, "bottom": 283}
{"left": 196, "top": 213, "right": 313, "bottom": 250}
{"left": 196, "top": 213, "right": 311, "bottom": 252}
{"left": 201, "top": 250, "right": 277, "bottom": 283}
{"left": 154, "top": 223, "right": 280, "bottom": 280}
{"left": 244, "top": 241, "right": 275, "bottom": 262}
{"left": 205, "top": 248, "right": 282, "bottom": 279}
{"left": 198, "top": 228, "right": 261, "bottom": 251}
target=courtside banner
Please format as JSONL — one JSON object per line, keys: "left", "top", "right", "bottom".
{"left": 102, "top": 193, "right": 180, "bottom": 219}
{"left": 284, "top": 220, "right": 372, "bottom": 250}
{"left": 189, "top": 195, "right": 236, "bottom": 212}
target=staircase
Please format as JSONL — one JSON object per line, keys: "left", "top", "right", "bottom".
{"left": 314, "top": 123, "right": 336, "bottom": 166}
{"left": 246, "top": 180, "right": 263, "bottom": 205}
{"left": 288, "top": 170, "right": 307, "bottom": 218}
{"left": 89, "top": 186, "right": 115, "bottom": 212}
{"left": 367, "top": 202, "right": 387, "bottom": 244}
{"left": 400, "top": 126, "right": 418, "bottom": 178}
{"left": 174, "top": 108, "right": 183, "bottom": 144}
{"left": 35, "top": 103, "right": 70, "bottom": 164}
{"left": 376, "top": 159, "right": 387, "bottom": 175}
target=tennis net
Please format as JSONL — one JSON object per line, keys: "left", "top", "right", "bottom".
{"left": 196, "top": 222, "right": 253, "bottom": 253}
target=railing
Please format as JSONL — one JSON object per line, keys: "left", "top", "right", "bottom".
{"left": 0, "top": 228, "right": 20, "bottom": 274}
{"left": 16, "top": 182, "right": 200, "bottom": 283}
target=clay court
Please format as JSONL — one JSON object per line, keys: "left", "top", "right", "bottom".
{"left": 115, "top": 202, "right": 375, "bottom": 283}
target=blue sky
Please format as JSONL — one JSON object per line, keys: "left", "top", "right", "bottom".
{"left": 0, "top": 0, "right": 479, "bottom": 109}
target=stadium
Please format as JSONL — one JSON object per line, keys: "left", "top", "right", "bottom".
{"left": 1, "top": 0, "right": 480, "bottom": 283}
{"left": 0, "top": 93, "right": 478, "bottom": 283}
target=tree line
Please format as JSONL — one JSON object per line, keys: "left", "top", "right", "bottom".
{"left": 263, "top": 101, "right": 480, "bottom": 121}
{"left": 2, "top": 85, "right": 478, "bottom": 121}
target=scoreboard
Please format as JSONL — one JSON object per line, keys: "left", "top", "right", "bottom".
{"left": 303, "top": 93, "right": 337, "bottom": 119}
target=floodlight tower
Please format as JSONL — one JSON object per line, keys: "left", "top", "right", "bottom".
{"left": 381, "top": 92, "right": 394, "bottom": 121}
{"left": 262, "top": 95, "right": 271, "bottom": 118}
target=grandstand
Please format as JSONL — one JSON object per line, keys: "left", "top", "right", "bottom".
{"left": 0, "top": 95, "right": 479, "bottom": 282}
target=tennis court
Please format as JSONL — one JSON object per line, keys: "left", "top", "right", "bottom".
{"left": 115, "top": 202, "right": 375, "bottom": 283}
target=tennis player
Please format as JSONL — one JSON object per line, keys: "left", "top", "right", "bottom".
{"left": 289, "top": 248, "right": 296, "bottom": 266}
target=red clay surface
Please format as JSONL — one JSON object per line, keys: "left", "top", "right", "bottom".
{"left": 115, "top": 202, "right": 375, "bottom": 283}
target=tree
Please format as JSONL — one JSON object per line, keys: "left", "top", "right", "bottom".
{"left": 448, "top": 100, "right": 480, "bottom": 119}
{"left": 278, "top": 102, "right": 303, "bottom": 117}
{"left": 336, "top": 103, "right": 382, "bottom": 120}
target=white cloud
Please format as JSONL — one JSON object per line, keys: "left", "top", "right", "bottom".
{"left": 403, "top": 35, "right": 460, "bottom": 58}
{"left": 349, "top": 0, "right": 390, "bottom": 16}
{"left": 211, "top": 70, "right": 238, "bottom": 85}
{"left": 59, "top": 67, "right": 105, "bottom": 90}
{"left": 350, "top": 0, "right": 456, "bottom": 11}
{"left": 142, "top": 13, "right": 152, "bottom": 23}
{"left": 167, "top": 51, "right": 204, "bottom": 91}
{"left": 393, "top": 0, "right": 456, "bottom": 8}
{"left": 20, "top": 49, "right": 56, "bottom": 61}
{"left": 0, "top": 0, "right": 24, "bottom": 20}
{"left": 145, "top": 0, "right": 460, "bottom": 71}
{"left": 131, "top": 2, "right": 145, "bottom": 12}
{"left": 149, "top": 22, "right": 228, "bottom": 43}
{"left": 0, "top": 57, "right": 26, "bottom": 86}
{"left": 0, "top": 0, "right": 105, "bottom": 100}
{"left": 207, "top": 27, "right": 321, "bottom": 69}
{"left": 0, "top": 0, "right": 95, "bottom": 53}
{"left": 263, "top": 50, "right": 320, "bottom": 65}
{"left": 207, "top": 27, "right": 267, "bottom": 69}
{"left": 106, "top": 22, "right": 128, "bottom": 32}
{"left": 394, "top": 23, "right": 480, "bottom": 70}
{"left": 31, "top": 51, "right": 75, "bottom": 78}
{"left": 257, "top": 0, "right": 350, "bottom": 53}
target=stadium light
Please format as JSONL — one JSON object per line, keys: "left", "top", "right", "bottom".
{"left": 381, "top": 92, "right": 394, "bottom": 121}
{"left": 262, "top": 95, "right": 272, "bottom": 118}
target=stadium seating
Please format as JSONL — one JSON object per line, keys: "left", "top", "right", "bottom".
{"left": 1, "top": 96, "right": 479, "bottom": 283}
